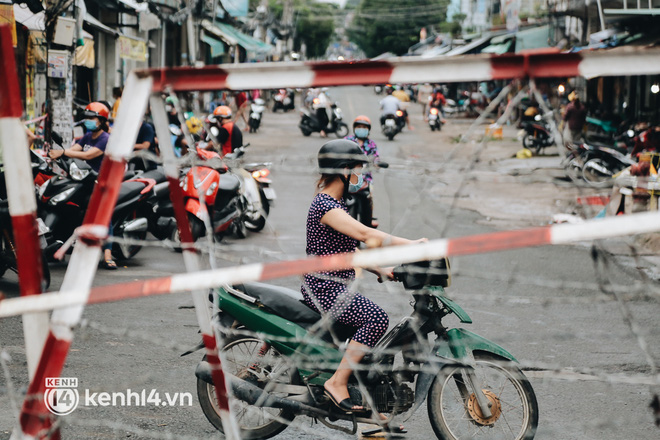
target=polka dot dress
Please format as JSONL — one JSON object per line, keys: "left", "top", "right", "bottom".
{"left": 301, "top": 193, "right": 389, "bottom": 347}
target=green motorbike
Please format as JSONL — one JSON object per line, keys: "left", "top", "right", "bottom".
{"left": 189, "top": 259, "right": 539, "bottom": 439}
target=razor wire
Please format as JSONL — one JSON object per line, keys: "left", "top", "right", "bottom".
{"left": 2, "top": 61, "right": 660, "bottom": 440}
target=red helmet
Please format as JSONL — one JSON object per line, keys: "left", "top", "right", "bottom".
{"left": 213, "top": 105, "right": 232, "bottom": 119}
{"left": 85, "top": 102, "right": 110, "bottom": 120}
{"left": 353, "top": 115, "right": 371, "bottom": 129}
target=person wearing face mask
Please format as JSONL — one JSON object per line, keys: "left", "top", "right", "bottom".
{"left": 344, "top": 116, "right": 382, "bottom": 228}
{"left": 49, "top": 102, "right": 110, "bottom": 173}
{"left": 208, "top": 105, "right": 243, "bottom": 157}
{"left": 48, "top": 102, "right": 116, "bottom": 269}
{"left": 303, "top": 139, "right": 426, "bottom": 419}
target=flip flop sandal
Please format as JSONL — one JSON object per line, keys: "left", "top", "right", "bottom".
{"left": 101, "top": 259, "right": 117, "bottom": 270}
{"left": 323, "top": 390, "right": 365, "bottom": 414}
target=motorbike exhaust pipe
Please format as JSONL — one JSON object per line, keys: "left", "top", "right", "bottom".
{"left": 195, "top": 361, "right": 336, "bottom": 418}
{"left": 122, "top": 218, "right": 148, "bottom": 233}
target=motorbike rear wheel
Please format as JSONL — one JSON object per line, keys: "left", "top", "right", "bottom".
{"left": 427, "top": 353, "right": 538, "bottom": 440}
{"left": 334, "top": 122, "right": 349, "bottom": 138}
{"left": 197, "top": 336, "right": 298, "bottom": 439}
{"left": 522, "top": 134, "right": 537, "bottom": 152}
{"left": 582, "top": 158, "right": 615, "bottom": 188}
{"left": 245, "top": 189, "right": 270, "bottom": 232}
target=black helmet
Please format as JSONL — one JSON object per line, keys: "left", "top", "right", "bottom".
{"left": 318, "top": 139, "right": 368, "bottom": 174}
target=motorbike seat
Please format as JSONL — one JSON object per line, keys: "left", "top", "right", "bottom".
{"left": 219, "top": 173, "right": 240, "bottom": 193}
{"left": 139, "top": 168, "right": 167, "bottom": 183}
{"left": 117, "top": 181, "right": 146, "bottom": 205}
{"left": 233, "top": 282, "right": 357, "bottom": 344}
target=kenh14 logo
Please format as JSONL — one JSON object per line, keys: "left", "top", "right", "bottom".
{"left": 44, "top": 377, "right": 80, "bottom": 415}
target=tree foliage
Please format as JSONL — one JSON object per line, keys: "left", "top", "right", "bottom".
{"left": 249, "top": 0, "right": 337, "bottom": 59}
{"left": 348, "top": 0, "right": 449, "bottom": 57}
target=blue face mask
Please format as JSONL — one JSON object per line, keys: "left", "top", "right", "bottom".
{"left": 83, "top": 119, "right": 99, "bottom": 132}
{"left": 354, "top": 128, "right": 369, "bottom": 139}
{"left": 348, "top": 170, "right": 364, "bottom": 193}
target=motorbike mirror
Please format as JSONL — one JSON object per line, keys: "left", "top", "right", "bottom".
{"left": 377, "top": 161, "right": 389, "bottom": 168}
{"left": 210, "top": 126, "right": 220, "bottom": 137}
{"left": 627, "top": 129, "right": 635, "bottom": 138}
{"left": 51, "top": 132, "right": 63, "bottom": 146}
{"left": 534, "top": 114, "right": 542, "bottom": 121}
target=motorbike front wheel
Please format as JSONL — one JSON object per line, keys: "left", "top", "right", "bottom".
{"left": 334, "top": 122, "right": 349, "bottom": 138}
{"left": 197, "top": 336, "right": 298, "bottom": 439}
{"left": 427, "top": 353, "right": 538, "bottom": 440}
{"left": 245, "top": 189, "right": 270, "bottom": 232}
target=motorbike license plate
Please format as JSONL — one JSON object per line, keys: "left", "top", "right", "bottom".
{"left": 250, "top": 112, "right": 260, "bottom": 119}
{"left": 262, "top": 187, "right": 277, "bottom": 201}
{"left": 385, "top": 119, "right": 396, "bottom": 127}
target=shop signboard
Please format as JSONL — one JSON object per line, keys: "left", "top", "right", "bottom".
{"left": 118, "top": 36, "right": 147, "bottom": 62}
{"left": 47, "top": 50, "right": 69, "bottom": 78}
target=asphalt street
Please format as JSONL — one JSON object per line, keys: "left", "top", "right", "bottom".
{"left": 1, "top": 86, "right": 659, "bottom": 440}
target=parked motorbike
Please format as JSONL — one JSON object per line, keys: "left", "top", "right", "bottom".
{"left": 136, "top": 167, "right": 178, "bottom": 243}
{"left": 38, "top": 158, "right": 153, "bottom": 260}
{"left": 381, "top": 110, "right": 405, "bottom": 141}
{"left": 579, "top": 141, "right": 636, "bottom": 187}
{"left": 0, "top": 197, "right": 51, "bottom": 289}
{"left": 189, "top": 259, "right": 539, "bottom": 439}
{"left": 180, "top": 147, "right": 249, "bottom": 241}
{"left": 522, "top": 115, "right": 555, "bottom": 154}
{"left": 248, "top": 98, "right": 266, "bottom": 133}
{"left": 299, "top": 102, "right": 349, "bottom": 138}
{"left": 272, "top": 89, "right": 295, "bottom": 113}
{"left": 224, "top": 145, "right": 276, "bottom": 233}
{"left": 428, "top": 107, "right": 442, "bottom": 132}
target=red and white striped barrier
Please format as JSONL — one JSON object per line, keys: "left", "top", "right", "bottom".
{"left": 0, "top": 24, "right": 49, "bottom": 384}
{"left": 2, "top": 209, "right": 660, "bottom": 319}
{"left": 150, "top": 94, "right": 240, "bottom": 439}
{"left": 144, "top": 47, "right": 660, "bottom": 92}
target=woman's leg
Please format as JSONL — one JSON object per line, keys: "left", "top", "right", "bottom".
{"left": 324, "top": 340, "right": 369, "bottom": 410}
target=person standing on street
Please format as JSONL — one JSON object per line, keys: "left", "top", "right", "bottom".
{"left": 418, "top": 83, "right": 433, "bottom": 119}
{"left": 562, "top": 91, "right": 587, "bottom": 144}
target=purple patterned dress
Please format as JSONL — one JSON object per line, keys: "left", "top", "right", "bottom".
{"left": 301, "top": 193, "right": 389, "bottom": 347}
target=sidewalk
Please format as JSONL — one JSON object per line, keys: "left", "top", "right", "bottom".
{"left": 401, "top": 115, "right": 660, "bottom": 279}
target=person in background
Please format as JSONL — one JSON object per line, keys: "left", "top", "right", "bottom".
{"left": 209, "top": 105, "right": 243, "bottom": 157}
{"left": 314, "top": 88, "right": 331, "bottom": 137}
{"left": 417, "top": 83, "right": 433, "bottom": 119}
{"left": 562, "top": 91, "right": 587, "bottom": 145}
{"left": 130, "top": 119, "right": 157, "bottom": 171}
{"left": 392, "top": 85, "right": 414, "bottom": 130}
{"left": 111, "top": 87, "right": 122, "bottom": 121}
{"left": 233, "top": 90, "right": 249, "bottom": 129}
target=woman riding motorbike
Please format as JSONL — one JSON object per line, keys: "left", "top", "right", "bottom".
{"left": 302, "top": 139, "right": 425, "bottom": 415}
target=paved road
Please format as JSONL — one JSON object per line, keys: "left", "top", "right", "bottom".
{"left": 1, "top": 86, "right": 659, "bottom": 439}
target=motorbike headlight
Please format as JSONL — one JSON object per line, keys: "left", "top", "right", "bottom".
{"left": 627, "top": 129, "right": 635, "bottom": 138}
{"left": 49, "top": 187, "right": 76, "bottom": 205}
{"left": 69, "top": 162, "right": 90, "bottom": 181}
{"left": 206, "top": 182, "right": 218, "bottom": 196}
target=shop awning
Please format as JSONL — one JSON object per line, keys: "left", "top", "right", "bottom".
{"left": 444, "top": 35, "right": 492, "bottom": 56}
{"left": 201, "top": 31, "right": 225, "bottom": 57}
{"left": 514, "top": 25, "right": 551, "bottom": 53}
{"left": 481, "top": 34, "right": 514, "bottom": 55}
{"left": 201, "top": 19, "right": 272, "bottom": 54}
{"left": 13, "top": 4, "right": 46, "bottom": 31}
{"left": 84, "top": 13, "right": 119, "bottom": 35}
